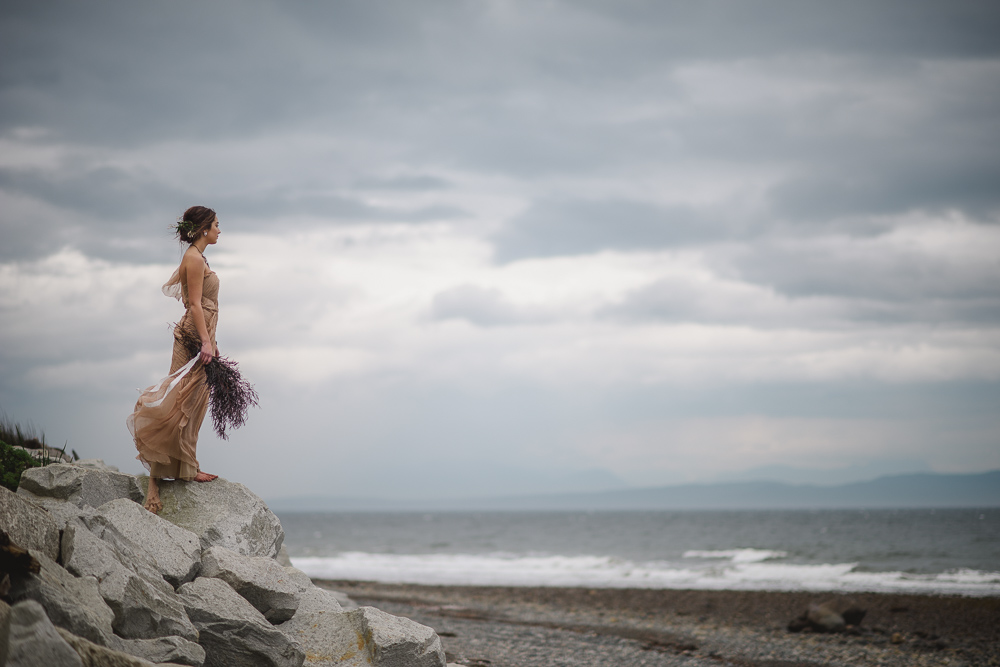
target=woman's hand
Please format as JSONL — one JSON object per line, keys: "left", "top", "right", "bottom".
{"left": 200, "top": 339, "right": 214, "bottom": 365}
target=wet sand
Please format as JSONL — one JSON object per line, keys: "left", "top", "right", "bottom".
{"left": 314, "top": 579, "right": 1000, "bottom": 667}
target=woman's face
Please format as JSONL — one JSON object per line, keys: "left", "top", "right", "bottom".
{"left": 206, "top": 216, "right": 221, "bottom": 245}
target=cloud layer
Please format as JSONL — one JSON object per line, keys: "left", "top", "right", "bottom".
{"left": 2, "top": 1, "right": 999, "bottom": 498}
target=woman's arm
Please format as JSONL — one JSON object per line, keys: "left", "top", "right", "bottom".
{"left": 181, "top": 250, "right": 215, "bottom": 365}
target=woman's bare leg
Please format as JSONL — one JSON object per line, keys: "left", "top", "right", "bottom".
{"left": 144, "top": 476, "right": 163, "bottom": 514}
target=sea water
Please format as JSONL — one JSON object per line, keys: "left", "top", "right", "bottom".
{"left": 280, "top": 509, "right": 1000, "bottom": 596}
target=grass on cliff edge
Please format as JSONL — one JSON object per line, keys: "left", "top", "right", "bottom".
{"left": 0, "top": 413, "right": 75, "bottom": 492}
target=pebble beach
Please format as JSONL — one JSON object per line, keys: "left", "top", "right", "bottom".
{"left": 316, "top": 580, "right": 1000, "bottom": 667}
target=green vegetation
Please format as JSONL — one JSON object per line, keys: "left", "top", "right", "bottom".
{"left": 0, "top": 413, "right": 75, "bottom": 492}
{"left": 0, "top": 441, "right": 40, "bottom": 492}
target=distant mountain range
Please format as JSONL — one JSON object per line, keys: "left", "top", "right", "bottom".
{"left": 267, "top": 470, "right": 1000, "bottom": 512}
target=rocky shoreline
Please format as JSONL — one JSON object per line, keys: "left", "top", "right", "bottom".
{"left": 321, "top": 581, "right": 1000, "bottom": 667}
{"left": 0, "top": 460, "right": 448, "bottom": 666}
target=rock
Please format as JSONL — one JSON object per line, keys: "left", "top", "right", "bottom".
{"left": 282, "top": 566, "right": 314, "bottom": 592}
{"left": 276, "top": 544, "right": 292, "bottom": 567}
{"left": 0, "top": 598, "right": 11, "bottom": 666}
{"left": 790, "top": 598, "right": 867, "bottom": 634}
{"left": 275, "top": 587, "right": 354, "bottom": 667}
{"left": 139, "top": 476, "right": 284, "bottom": 559}
{"left": 56, "top": 627, "right": 167, "bottom": 667}
{"left": 82, "top": 498, "right": 202, "bottom": 588}
{"left": 70, "top": 459, "right": 120, "bottom": 471}
{"left": 282, "top": 567, "right": 359, "bottom": 611}
{"left": 328, "top": 589, "right": 359, "bottom": 611}
{"left": 113, "top": 635, "right": 206, "bottom": 667}
{"left": 6, "top": 599, "right": 83, "bottom": 667}
{"left": 17, "top": 463, "right": 143, "bottom": 509}
{"left": 178, "top": 577, "right": 305, "bottom": 667}
{"left": 9, "top": 493, "right": 96, "bottom": 531}
{"left": 276, "top": 589, "right": 444, "bottom": 667}
{"left": 60, "top": 520, "right": 198, "bottom": 642}
{"left": 352, "top": 606, "right": 446, "bottom": 667}
{"left": 806, "top": 602, "right": 846, "bottom": 633}
{"left": 201, "top": 546, "right": 305, "bottom": 623}
{"left": 0, "top": 484, "right": 61, "bottom": 561}
{"left": 7, "top": 550, "right": 115, "bottom": 646}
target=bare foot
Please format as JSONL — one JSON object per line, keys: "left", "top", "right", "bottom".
{"left": 194, "top": 471, "right": 218, "bottom": 482}
{"left": 144, "top": 496, "right": 163, "bottom": 514}
{"left": 144, "top": 476, "right": 163, "bottom": 514}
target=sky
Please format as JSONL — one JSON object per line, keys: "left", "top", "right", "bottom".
{"left": 1, "top": 0, "right": 999, "bottom": 501}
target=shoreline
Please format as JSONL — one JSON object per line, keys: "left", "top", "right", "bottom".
{"left": 315, "top": 579, "right": 1000, "bottom": 667}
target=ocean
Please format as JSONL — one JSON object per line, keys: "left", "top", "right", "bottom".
{"left": 279, "top": 508, "right": 1000, "bottom": 596}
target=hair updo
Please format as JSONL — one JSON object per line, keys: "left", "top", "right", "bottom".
{"left": 173, "top": 206, "right": 216, "bottom": 244}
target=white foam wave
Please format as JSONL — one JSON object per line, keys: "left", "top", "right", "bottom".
{"left": 683, "top": 548, "right": 787, "bottom": 563}
{"left": 291, "top": 552, "right": 1000, "bottom": 596}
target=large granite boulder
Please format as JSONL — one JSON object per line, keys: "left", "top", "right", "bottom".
{"left": 17, "top": 463, "right": 143, "bottom": 510}
{"left": 113, "top": 635, "right": 206, "bottom": 667}
{"left": 201, "top": 546, "right": 306, "bottom": 623}
{"left": 82, "top": 498, "right": 202, "bottom": 588}
{"left": 0, "top": 484, "right": 61, "bottom": 561}
{"left": 178, "top": 577, "right": 305, "bottom": 667}
{"left": 352, "top": 606, "right": 446, "bottom": 667}
{"left": 6, "top": 551, "right": 115, "bottom": 646}
{"left": 56, "top": 627, "right": 172, "bottom": 667}
{"left": 6, "top": 599, "right": 83, "bottom": 667}
{"left": 140, "top": 476, "right": 284, "bottom": 559}
{"left": 275, "top": 587, "right": 350, "bottom": 666}
{"left": 60, "top": 520, "right": 197, "bottom": 642}
{"left": 276, "top": 587, "right": 445, "bottom": 667}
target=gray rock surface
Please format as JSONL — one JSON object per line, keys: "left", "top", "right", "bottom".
{"left": 276, "top": 590, "right": 444, "bottom": 667}
{"left": 6, "top": 551, "right": 115, "bottom": 646}
{"left": 806, "top": 601, "right": 846, "bottom": 632}
{"left": 178, "top": 577, "right": 305, "bottom": 667}
{"left": 0, "top": 598, "right": 10, "bottom": 666}
{"left": 140, "top": 476, "right": 284, "bottom": 558}
{"left": 83, "top": 498, "right": 202, "bottom": 587}
{"left": 113, "top": 635, "right": 206, "bottom": 667}
{"left": 17, "top": 463, "right": 143, "bottom": 509}
{"left": 352, "top": 605, "right": 446, "bottom": 667}
{"left": 56, "top": 627, "right": 166, "bottom": 667}
{"left": 0, "top": 484, "right": 61, "bottom": 561}
{"left": 61, "top": 520, "right": 198, "bottom": 642}
{"left": 275, "top": 586, "right": 353, "bottom": 666}
{"left": 282, "top": 567, "right": 357, "bottom": 611}
{"left": 70, "top": 459, "right": 120, "bottom": 471}
{"left": 201, "top": 546, "right": 305, "bottom": 623}
{"left": 6, "top": 599, "right": 83, "bottom": 667}
{"left": 275, "top": 544, "right": 292, "bottom": 567}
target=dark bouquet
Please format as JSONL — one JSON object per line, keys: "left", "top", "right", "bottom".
{"left": 176, "top": 327, "right": 259, "bottom": 440}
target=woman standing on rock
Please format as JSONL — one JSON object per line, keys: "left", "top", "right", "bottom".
{"left": 128, "top": 205, "right": 221, "bottom": 514}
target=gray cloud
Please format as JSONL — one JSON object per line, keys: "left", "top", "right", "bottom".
{"left": 3, "top": 0, "right": 1000, "bottom": 495}
{"left": 493, "top": 199, "right": 727, "bottom": 261}
{"left": 727, "top": 241, "right": 1000, "bottom": 302}
{"left": 430, "top": 285, "right": 553, "bottom": 327}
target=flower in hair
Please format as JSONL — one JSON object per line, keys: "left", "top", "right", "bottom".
{"left": 173, "top": 217, "right": 198, "bottom": 235}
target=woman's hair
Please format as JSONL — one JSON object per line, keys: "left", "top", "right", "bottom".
{"left": 173, "top": 206, "right": 216, "bottom": 244}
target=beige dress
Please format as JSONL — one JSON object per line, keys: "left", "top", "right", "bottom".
{"left": 128, "top": 260, "right": 219, "bottom": 480}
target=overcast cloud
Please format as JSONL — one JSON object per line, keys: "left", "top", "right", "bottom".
{"left": 1, "top": 0, "right": 998, "bottom": 501}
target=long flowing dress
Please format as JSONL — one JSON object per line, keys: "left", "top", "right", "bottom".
{"left": 128, "top": 260, "right": 219, "bottom": 480}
